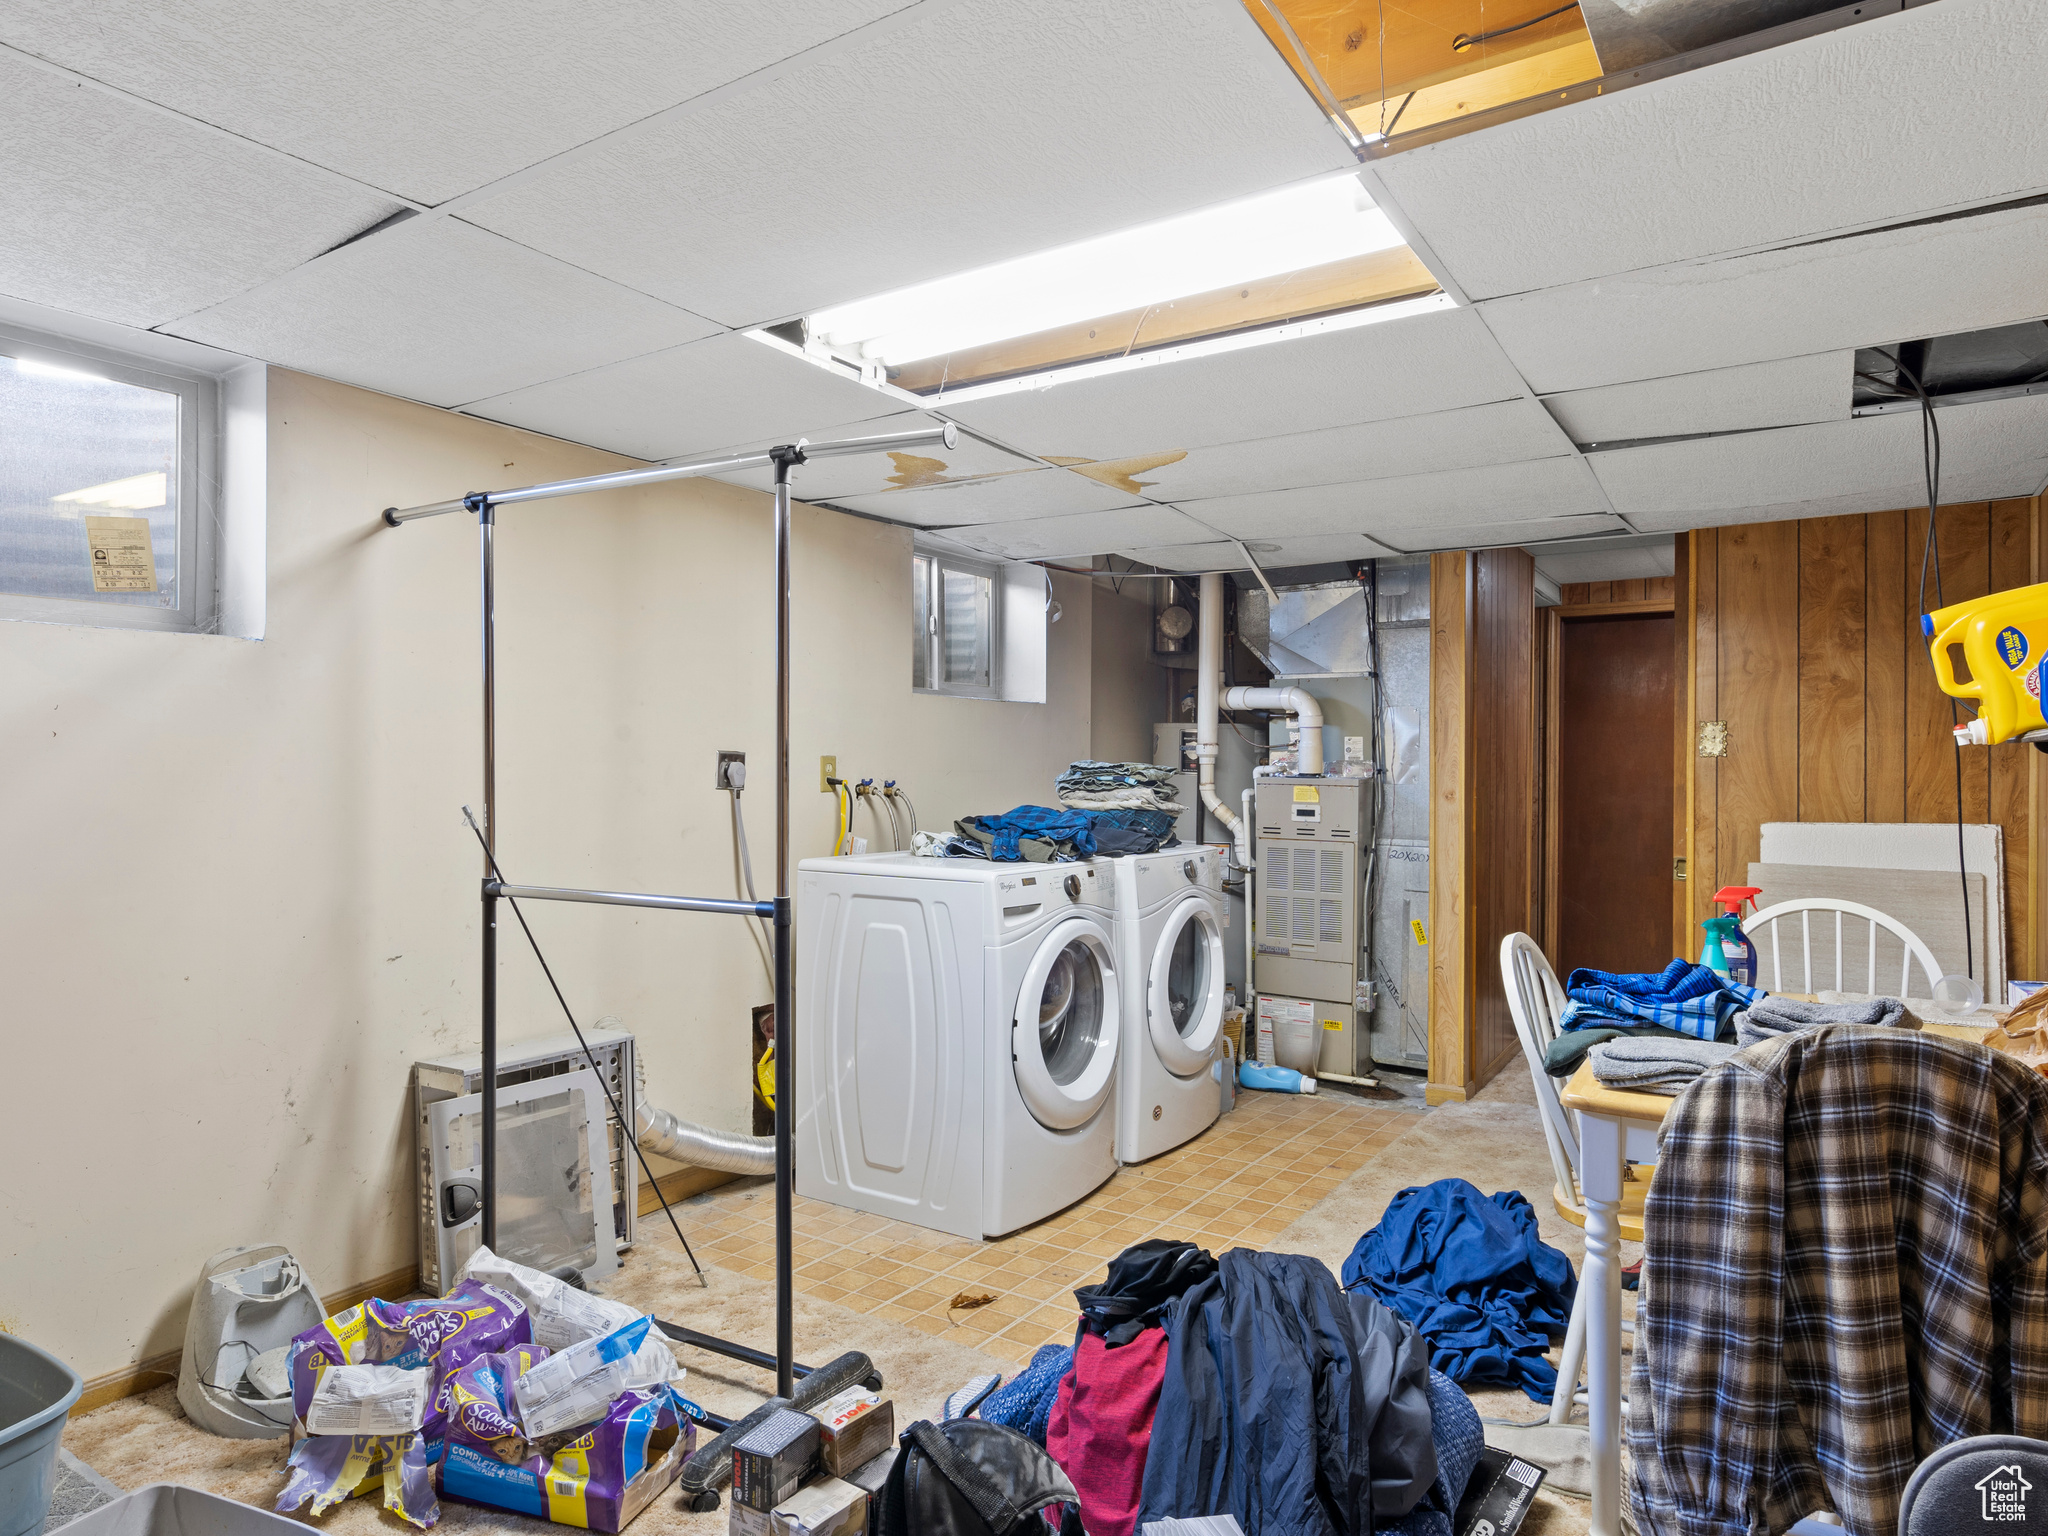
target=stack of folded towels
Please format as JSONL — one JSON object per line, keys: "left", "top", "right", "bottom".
{"left": 1055, "top": 760, "right": 1182, "bottom": 813}
{"left": 1731, "top": 993, "right": 1922, "bottom": 1047}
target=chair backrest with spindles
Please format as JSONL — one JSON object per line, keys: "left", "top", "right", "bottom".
{"left": 1500, "top": 931, "right": 1583, "bottom": 1214}
{"left": 1741, "top": 898, "right": 1944, "bottom": 998}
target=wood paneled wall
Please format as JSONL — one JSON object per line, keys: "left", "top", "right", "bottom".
{"left": 1684, "top": 499, "right": 2047, "bottom": 980}
{"left": 1428, "top": 547, "right": 1538, "bottom": 1102}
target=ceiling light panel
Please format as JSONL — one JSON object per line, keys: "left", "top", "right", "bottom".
{"left": 1180, "top": 456, "right": 1607, "bottom": 539}
{"left": 0, "top": 56, "right": 400, "bottom": 329}
{"left": 941, "top": 306, "right": 1523, "bottom": 462}
{"left": 167, "top": 218, "right": 716, "bottom": 409}
{"left": 1480, "top": 201, "right": 2048, "bottom": 395}
{"left": 1373, "top": 0, "right": 2048, "bottom": 300}
{"left": 828, "top": 468, "right": 1147, "bottom": 528}
{"left": 1542, "top": 353, "right": 1850, "bottom": 445}
{"left": 460, "top": 0, "right": 1356, "bottom": 329}
{"left": 458, "top": 331, "right": 894, "bottom": 462}
{"left": 0, "top": 0, "right": 910, "bottom": 204}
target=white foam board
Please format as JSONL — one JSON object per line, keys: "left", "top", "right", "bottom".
{"left": 1178, "top": 456, "right": 1608, "bottom": 540}
{"left": 0, "top": 0, "right": 911, "bottom": 204}
{"left": 941, "top": 307, "right": 1524, "bottom": 462}
{"left": 1479, "top": 199, "right": 2048, "bottom": 395}
{"left": 0, "top": 54, "right": 400, "bottom": 329}
{"left": 1134, "top": 399, "right": 1571, "bottom": 504}
{"left": 460, "top": 0, "right": 1355, "bottom": 327}
{"left": 168, "top": 217, "right": 717, "bottom": 408}
{"left": 1747, "top": 862, "right": 1998, "bottom": 1000}
{"left": 829, "top": 468, "right": 1145, "bottom": 528}
{"left": 1373, "top": 0, "right": 2048, "bottom": 300}
{"left": 1542, "top": 353, "right": 1850, "bottom": 446}
{"left": 945, "top": 506, "right": 1215, "bottom": 560}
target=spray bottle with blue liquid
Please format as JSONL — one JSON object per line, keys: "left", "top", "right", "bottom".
{"left": 1700, "top": 885, "right": 1761, "bottom": 988}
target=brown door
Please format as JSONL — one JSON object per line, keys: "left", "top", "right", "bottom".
{"left": 1555, "top": 613, "right": 1676, "bottom": 978}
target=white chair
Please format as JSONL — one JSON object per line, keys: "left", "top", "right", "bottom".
{"left": 1501, "top": 931, "right": 1644, "bottom": 1425}
{"left": 1742, "top": 898, "right": 1944, "bottom": 997}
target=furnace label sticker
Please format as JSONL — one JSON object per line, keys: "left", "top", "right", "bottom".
{"left": 84, "top": 516, "right": 158, "bottom": 593}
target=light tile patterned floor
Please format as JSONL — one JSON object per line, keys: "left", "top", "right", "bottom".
{"left": 643, "top": 1090, "right": 1415, "bottom": 1368}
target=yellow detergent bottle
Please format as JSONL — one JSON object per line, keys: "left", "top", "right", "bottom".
{"left": 1923, "top": 580, "right": 2048, "bottom": 745}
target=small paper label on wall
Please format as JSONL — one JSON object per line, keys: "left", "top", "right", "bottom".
{"left": 1410, "top": 919, "right": 1429, "bottom": 946}
{"left": 1322, "top": 1017, "right": 1345, "bottom": 1032}
{"left": 84, "top": 516, "right": 158, "bottom": 593}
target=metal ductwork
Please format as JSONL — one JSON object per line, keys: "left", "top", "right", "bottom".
{"left": 636, "top": 1100, "right": 776, "bottom": 1176}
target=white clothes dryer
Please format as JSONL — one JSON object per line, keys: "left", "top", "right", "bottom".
{"left": 1109, "top": 848, "right": 1227, "bottom": 1164}
{"left": 795, "top": 853, "right": 1119, "bottom": 1239}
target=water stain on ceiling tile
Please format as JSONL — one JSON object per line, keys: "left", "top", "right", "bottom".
{"left": 1062, "top": 450, "right": 1191, "bottom": 496}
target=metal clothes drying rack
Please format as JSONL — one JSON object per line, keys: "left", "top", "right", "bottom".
{"left": 380, "top": 421, "right": 958, "bottom": 1401}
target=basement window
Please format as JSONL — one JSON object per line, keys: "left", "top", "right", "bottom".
{"left": 912, "top": 547, "right": 1049, "bottom": 703}
{"left": 0, "top": 330, "right": 218, "bottom": 633}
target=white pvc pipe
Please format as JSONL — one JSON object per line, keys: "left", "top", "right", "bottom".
{"left": 1224, "top": 685, "right": 1325, "bottom": 775}
{"left": 1196, "top": 574, "right": 1246, "bottom": 862}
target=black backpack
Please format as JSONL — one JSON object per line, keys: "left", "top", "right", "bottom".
{"left": 878, "top": 1420, "right": 1077, "bottom": 1536}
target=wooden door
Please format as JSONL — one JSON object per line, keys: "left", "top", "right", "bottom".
{"left": 1555, "top": 613, "right": 1677, "bottom": 978}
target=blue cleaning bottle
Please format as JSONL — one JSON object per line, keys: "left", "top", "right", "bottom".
{"left": 1239, "top": 1060, "right": 1318, "bottom": 1094}
{"left": 1700, "top": 885, "right": 1762, "bottom": 988}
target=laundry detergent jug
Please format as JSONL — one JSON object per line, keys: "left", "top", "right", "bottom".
{"left": 1924, "top": 580, "right": 2048, "bottom": 745}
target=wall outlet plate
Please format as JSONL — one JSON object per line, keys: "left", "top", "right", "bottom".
{"left": 715, "top": 750, "right": 746, "bottom": 790}
{"left": 820, "top": 755, "right": 837, "bottom": 792}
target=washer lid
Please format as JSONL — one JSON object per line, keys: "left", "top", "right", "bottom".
{"left": 1149, "top": 896, "right": 1225, "bottom": 1076}
{"left": 1013, "top": 917, "right": 1119, "bottom": 1130}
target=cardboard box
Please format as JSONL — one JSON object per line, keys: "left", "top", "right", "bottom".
{"left": 815, "top": 1390, "right": 894, "bottom": 1478}
{"left": 772, "top": 1476, "right": 868, "bottom": 1536}
{"left": 732, "top": 1409, "right": 822, "bottom": 1512}
{"left": 843, "top": 1449, "right": 896, "bottom": 1536}
{"left": 733, "top": 1500, "right": 773, "bottom": 1536}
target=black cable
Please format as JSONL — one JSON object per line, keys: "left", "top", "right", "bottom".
{"left": 461, "top": 807, "right": 708, "bottom": 1282}
{"left": 1454, "top": 0, "right": 1579, "bottom": 50}
{"left": 1877, "top": 348, "right": 1974, "bottom": 983}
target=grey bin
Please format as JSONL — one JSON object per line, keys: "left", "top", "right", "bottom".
{"left": 0, "top": 1333, "right": 80, "bottom": 1536}
{"left": 48, "top": 1485, "right": 306, "bottom": 1533}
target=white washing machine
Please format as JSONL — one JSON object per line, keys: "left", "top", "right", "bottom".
{"left": 795, "top": 853, "right": 1120, "bottom": 1240}
{"left": 1110, "top": 848, "right": 1227, "bottom": 1164}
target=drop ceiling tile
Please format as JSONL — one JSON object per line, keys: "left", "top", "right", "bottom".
{"left": 1373, "top": 0, "right": 2048, "bottom": 300}
{"left": 461, "top": 0, "right": 1356, "bottom": 327}
{"left": 1180, "top": 457, "right": 1608, "bottom": 540}
{"left": 167, "top": 219, "right": 716, "bottom": 408}
{"left": 1135, "top": 399, "right": 1571, "bottom": 502}
{"left": 1591, "top": 392, "right": 2048, "bottom": 524}
{"left": 946, "top": 507, "right": 1216, "bottom": 561}
{"left": 0, "top": 55, "right": 400, "bottom": 329}
{"left": 1374, "top": 514, "right": 1629, "bottom": 553}
{"left": 829, "top": 468, "right": 1145, "bottom": 528}
{"left": 1542, "top": 354, "right": 1850, "bottom": 445}
{"left": 942, "top": 307, "right": 1524, "bottom": 462}
{"left": 1480, "top": 200, "right": 2048, "bottom": 395}
{"left": 1119, "top": 533, "right": 1407, "bottom": 572}
{"left": 1117, "top": 541, "right": 1247, "bottom": 572}
{"left": 460, "top": 332, "right": 898, "bottom": 461}
{"left": 1624, "top": 471, "right": 2048, "bottom": 533}
{"left": 710, "top": 413, "right": 1042, "bottom": 501}
{"left": 1, "top": 1, "right": 911, "bottom": 204}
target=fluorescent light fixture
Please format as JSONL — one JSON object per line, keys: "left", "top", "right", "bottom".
{"left": 55, "top": 471, "right": 167, "bottom": 510}
{"left": 15, "top": 356, "right": 109, "bottom": 385}
{"left": 808, "top": 173, "right": 1404, "bottom": 367}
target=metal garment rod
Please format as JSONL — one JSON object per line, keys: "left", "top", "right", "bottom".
{"left": 770, "top": 446, "right": 797, "bottom": 1399}
{"left": 479, "top": 501, "right": 498, "bottom": 1250}
{"left": 488, "top": 881, "right": 771, "bottom": 919}
{"left": 381, "top": 422, "right": 957, "bottom": 524}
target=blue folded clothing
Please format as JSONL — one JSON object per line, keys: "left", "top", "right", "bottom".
{"left": 1559, "top": 958, "right": 1765, "bottom": 1041}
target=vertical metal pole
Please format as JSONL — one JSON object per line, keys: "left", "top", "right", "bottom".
{"left": 477, "top": 495, "right": 499, "bottom": 1251}
{"left": 771, "top": 453, "right": 797, "bottom": 1399}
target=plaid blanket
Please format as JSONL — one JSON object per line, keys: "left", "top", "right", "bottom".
{"left": 1560, "top": 959, "right": 1763, "bottom": 1042}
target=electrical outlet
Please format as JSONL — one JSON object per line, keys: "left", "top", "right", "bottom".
{"left": 715, "top": 750, "right": 746, "bottom": 790}
{"left": 820, "top": 755, "right": 837, "bottom": 792}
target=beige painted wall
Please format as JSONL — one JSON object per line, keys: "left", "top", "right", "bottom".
{"left": 0, "top": 370, "right": 1150, "bottom": 1381}
{"left": 1089, "top": 585, "right": 1159, "bottom": 763}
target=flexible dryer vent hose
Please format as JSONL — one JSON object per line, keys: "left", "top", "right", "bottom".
{"left": 636, "top": 1100, "right": 777, "bottom": 1176}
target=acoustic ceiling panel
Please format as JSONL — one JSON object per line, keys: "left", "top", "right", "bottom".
{"left": 1541, "top": 353, "right": 1850, "bottom": 446}
{"left": 709, "top": 413, "right": 1043, "bottom": 501}
{"left": 828, "top": 467, "right": 1145, "bottom": 527}
{"left": 0, "top": 0, "right": 911, "bottom": 204}
{"left": 1622, "top": 468, "right": 2048, "bottom": 532}
{"left": 461, "top": 0, "right": 1355, "bottom": 328}
{"left": 941, "top": 307, "right": 1523, "bottom": 463}
{"left": 1116, "top": 541, "right": 1247, "bottom": 571}
{"left": 168, "top": 217, "right": 717, "bottom": 409}
{"left": 1132, "top": 398, "right": 1572, "bottom": 503}
{"left": 1591, "top": 392, "right": 2048, "bottom": 524}
{"left": 1373, "top": 0, "right": 2048, "bottom": 300}
{"left": 944, "top": 506, "right": 1217, "bottom": 560}
{"left": 0, "top": 55, "right": 400, "bottom": 329}
{"left": 1179, "top": 456, "right": 1608, "bottom": 539}
{"left": 1374, "top": 513, "right": 1629, "bottom": 553}
{"left": 1479, "top": 200, "right": 2048, "bottom": 396}
{"left": 459, "top": 332, "right": 903, "bottom": 462}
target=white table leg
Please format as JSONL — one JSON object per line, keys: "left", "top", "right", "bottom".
{"left": 1578, "top": 1111, "right": 1627, "bottom": 1536}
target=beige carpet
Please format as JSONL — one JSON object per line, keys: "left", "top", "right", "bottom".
{"left": 64, "top": 1069, "right": 1623, "bottom": 1534}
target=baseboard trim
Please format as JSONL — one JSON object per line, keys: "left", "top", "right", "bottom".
{"left": 639, "top": 1166, "right": 741, "bottom": 1216}
{"left": 70, "top": 1263, "right": 420, "bottom": 1419}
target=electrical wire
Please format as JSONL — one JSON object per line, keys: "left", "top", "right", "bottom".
{"left": 1453, "top": 0, "right": 1579, "bottom": 50}
{"left": 1877, "top": 346, "right": 1975, "bottom": 983}
{"left": 460, "top": 807, "right": 706, "bottom": 1284}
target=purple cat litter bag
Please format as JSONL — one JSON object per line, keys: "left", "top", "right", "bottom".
{"left": 289, "top": 1278, "right": 531, "bottom": 1456}
{"left": 277, "top": 1431, "right": 440, "bottom": 1528}
{"left": 440, "top": 1345, "right": 694, "bottom": 1531}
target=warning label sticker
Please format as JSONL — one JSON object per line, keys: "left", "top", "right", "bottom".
{"left": 84, "top": 516, "right": 158, "bottom": 593}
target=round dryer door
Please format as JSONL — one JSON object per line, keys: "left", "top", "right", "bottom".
{"left": 1012, "top": 918, "right": 1119, "bottom": 1130}
{"left": 1149, "top": 896, "right": 1225, "bottom": 1076}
